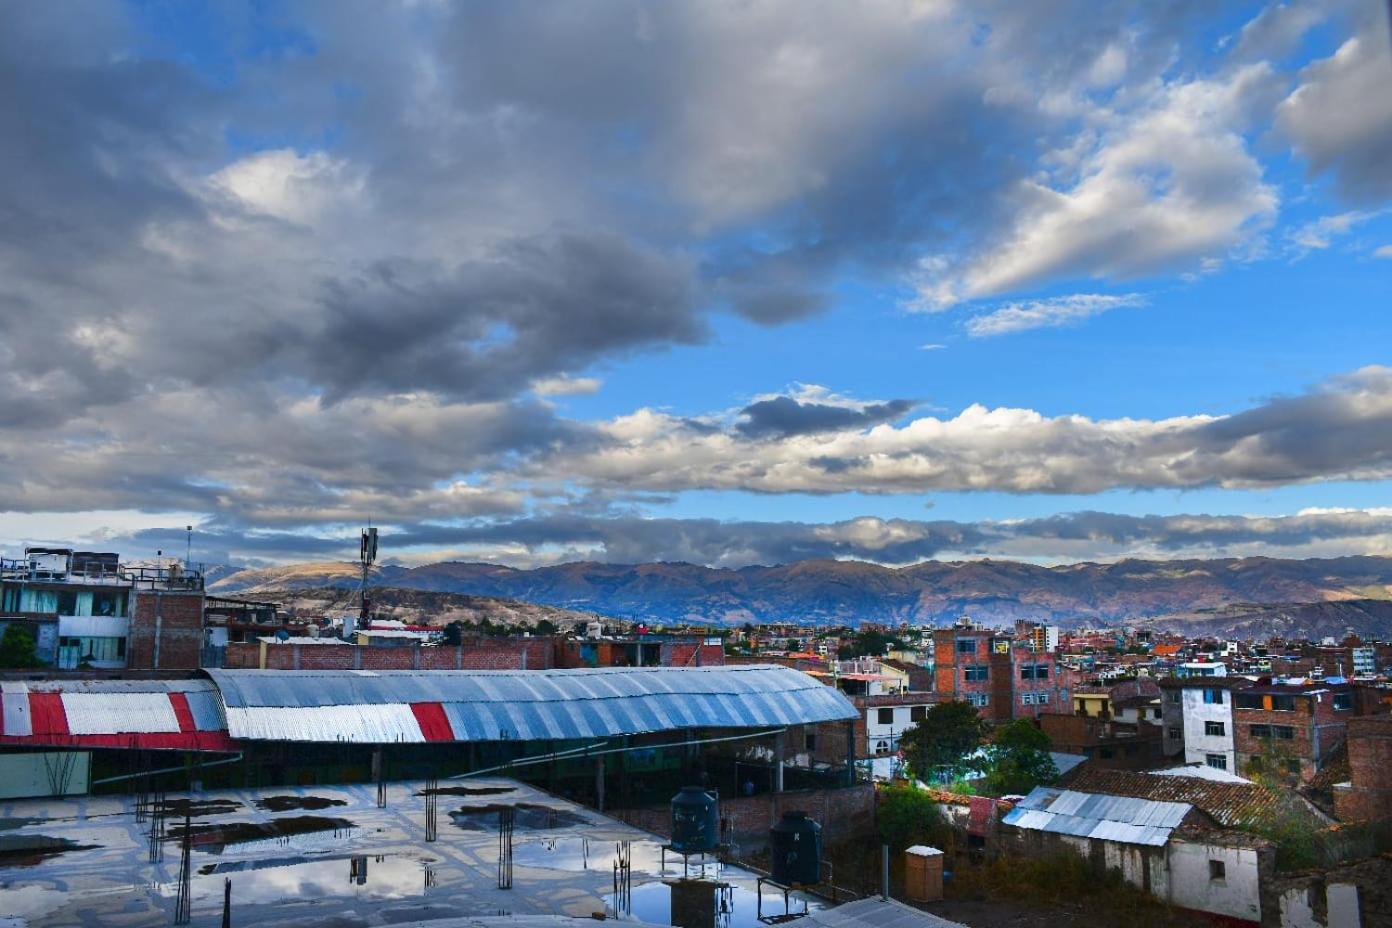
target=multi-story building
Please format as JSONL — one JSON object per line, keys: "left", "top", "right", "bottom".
{"left": 1158, "top": 677, "right": 1252, "bottom": 773}
{"left": 932, "top": 624, "right": 1072, "bottom": 722}
{"left": 1232, "top": 680, "right": 1374, "bottom": 782}
{"left": 1, "top": 547, "right": 208, "bottom": 671}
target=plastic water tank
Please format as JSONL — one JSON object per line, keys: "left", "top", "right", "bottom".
{"left": 670, "top": 786, "right": 720, "bottom": 854}
{"left": 769, "top": 811, "right": 821, "bottom": 886}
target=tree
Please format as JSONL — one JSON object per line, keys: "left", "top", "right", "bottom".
{"left": 534, "top": 619, "right": 557, "bottom": 636}
{"left": 837, "top": 628, "right": 907, "bottom": 659}
{"left": 899, "top": 700, "right": 987, "bottom": 782}
{"left": 877, "top": 784, "right": 947, "bottom": 852}
{"left": 442, "top": 621, "right": 465, "bottom": 646}
{"left": 982, "top": 720, "right": 1058, "bottom": 796}
{"left": 0, "top": 624, "right": 43, "bottom": 669}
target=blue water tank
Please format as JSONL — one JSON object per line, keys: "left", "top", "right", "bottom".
{"left": 670, "top": 786, "right": 720, "bottom": 854}
{"left": 769, "top": 811, "right": 821, "bottom": 886}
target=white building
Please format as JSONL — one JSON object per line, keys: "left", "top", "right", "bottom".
{"left": 1160, "top": 679, "right": 1249, "bottom": 773}
{"left": 863, "top": 698, "right": 935, "bottom": 780}
{"left": 1352, "top": 646, "right": 1375, "bottom": 676}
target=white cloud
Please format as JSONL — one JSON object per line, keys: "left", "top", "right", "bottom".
{"left": 532, "top": 375, "right": 603, "bottom": 397}
{"left": 965, "top": 292, "right": 1146, "bottom": 337}
{"left": 916, "top": 65, "right": 1279, "bottom": 306}
{"left": 1373, "top": 245, "right": 1392, "bottom": 259}
{"left": 1287, "top": 210, "right": 1380, "bottom": 253}
{"left": 209, "top": 149, "right": 365, "bottom": 226}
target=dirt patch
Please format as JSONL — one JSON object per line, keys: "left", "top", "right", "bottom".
{"left": 253, "top": 795, "right": 348, "bottom": 813}
{"left": 165, "top": 815, "right": 356, "bottom": 851}
{"left": 156, "top": 798, "right": 243, "bottom": 817}
{"left": 449, "top": 803, "right": 589, "bottom": 831}
{"left": 416, "top": 785, "right": 516, "bottom": 798}
{"left": 0, "top": 834, "right": 100, "bottom": 867}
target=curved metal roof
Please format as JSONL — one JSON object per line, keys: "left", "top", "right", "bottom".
{"left": 206, "top": 665, "right": 857, "bottom": 744}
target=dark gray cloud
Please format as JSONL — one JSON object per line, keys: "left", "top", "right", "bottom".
{"left": 63, "top": 508, "right": 1392, "bottom": 570}
{"left": 736, "top": 396, "right": 915, "bottom": 439}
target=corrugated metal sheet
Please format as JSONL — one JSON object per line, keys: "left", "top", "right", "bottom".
{"left": 1002, "top": 787, "right": 1191, "bottom": 847}
{"left": 62, "top": 692, "right": 180, "bottom": 734}
{"left": 207, "top": 665, "right": 856, "bottom": 744}
{"left": 1, "top": 682, "right": 33, "bottom": 736}
{"left": 807, "top": 897, "right": 968, "bottom": 928}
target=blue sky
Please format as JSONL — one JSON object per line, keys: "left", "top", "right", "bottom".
{"left": 1, "top": 1, "right": 1390, "bottom": 568}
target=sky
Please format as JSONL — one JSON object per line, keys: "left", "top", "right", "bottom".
{"left": 2, "top": 0, "right": 1392, "bottom": 570}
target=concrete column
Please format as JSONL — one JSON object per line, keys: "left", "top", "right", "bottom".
{"left": 774, "top": 731, "right": 784, "bottom": 793}
{"left": 845, "top": 719, "right": 856, "bottom": 785}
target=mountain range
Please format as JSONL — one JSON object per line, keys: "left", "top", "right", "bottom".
{"left": 210, "top": 555, "right": 1392, "bottom": 633}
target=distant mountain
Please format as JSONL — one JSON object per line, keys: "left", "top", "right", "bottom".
{"left": 242, "top": 585, "right": 604, "bottom": 629}
{"left": 209, "top": 555, "right": 1392, "bottom": 631}
{"left": 1141, "top": 599, "right": 1392, "bottom": 642}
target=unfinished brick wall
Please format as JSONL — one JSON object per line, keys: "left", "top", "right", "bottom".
{"left": 127, "top": 590, "right": 205, "bottom": 670}
{"left": 221, "top": 637, "right": 559, "bottom": 670}
{"left": 1334, "top": 716, "right": 1392, "bottom": 822}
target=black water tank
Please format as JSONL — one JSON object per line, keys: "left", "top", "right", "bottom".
{"left": 670, "top": 786, "right": 720, "bottom": 854}
{"left": 769, "top": 811, "right": 821, "bottom": 886}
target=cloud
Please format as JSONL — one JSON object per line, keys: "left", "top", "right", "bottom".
{"left": 1277, "top": 4, "right": 1392, "bottom": 204}
{"left": 915, "top": 64, "right": 1279, "bottom": 306}
{"left": 1373, "top": 244, "right": 1392, "bottom": 259}
{"left": 1286, "top": 210, "right": 1380, "bottom": 253}
{"left": 541, "top": 366, "right": 1392, "bottom": 495}
{"left": 919, "top": 343, "right": 946, "bottom": 351}
{"left": 965, "top": 292, "right": 1146, "bottom": 337}
{"left": 532, "top": 375, "right": 603, "bottom": 397}
{"left": 735, "top": 392, "right": 915, "bottom": 438}
{"left": 64, "top": 508, "right": 1392, "bottom": 569}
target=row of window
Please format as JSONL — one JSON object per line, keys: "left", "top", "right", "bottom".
{"left": 874, "top": 706, "right": 930, "bottom": 725}
{"left": 1249, "top": 724, "right": 1295, "bottom": 740}
{"left": 1021, "top": 692, "right": 1051, "bottom": 705}
{"left": 964, "top": 665, "right": 989, "bottom": 681}
{"left": 1019, "top": 664, "right": 1050, "bottom": 680}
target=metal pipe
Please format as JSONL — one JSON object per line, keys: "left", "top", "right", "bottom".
{"left": 92, "top": 752, "right": 242, "bottom": 786}
{"left": 881, "top": 845, "right": 889, "bottom": 901}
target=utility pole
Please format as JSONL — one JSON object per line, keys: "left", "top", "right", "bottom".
{"left": 359, "top": 526, "right": 378, "bottom": 632}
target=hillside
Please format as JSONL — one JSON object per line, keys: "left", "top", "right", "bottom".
{"left": 1141, "top": 599, "right": 1392, "bottom": 642}
{"left": 210, "top": 554, "right": 1392, "bottom": 630}
{"left": 245, "top": 585, "right": 604, "bottom": 629}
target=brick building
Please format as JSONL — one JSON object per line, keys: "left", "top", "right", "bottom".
{"left": 933, "top": 625, "right": 1071, "bottom": 721}
{"left": 1037, "top": 712, "right": 1165, "bottom": 770}
{"left": 1232, "top": 680, "right": 1377, "bottom": 782}
{"left": 1333, "top": 716, "right": 1392, "bottom": 822}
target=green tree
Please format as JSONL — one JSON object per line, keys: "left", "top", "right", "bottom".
{"left": 837, "top": 628, "right": 907, "bottom": 659}
{"left": 442, "top": 621, "right": 465, "bottom": 646}
{"left": 899, "top": 700, "right": 987, "bottom": 782}
{"left": 534, "top": 619, "right": 558, "bottom": 636}
{"left": 982, "top": 720, "right": 1058, "bottom": 796}
{"left": 877, "top": 784, "right": 947, "bottom": 852}
{"left": 0, "top": 625, "right": 43, "bottom": 668}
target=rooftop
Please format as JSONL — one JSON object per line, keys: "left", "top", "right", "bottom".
{"left": 1002, "top": 787, "right": 1192, "bottom": 847}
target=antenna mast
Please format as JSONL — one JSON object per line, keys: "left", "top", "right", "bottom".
{"left": 359, "top": 525, "right": 378, "bottom": 630}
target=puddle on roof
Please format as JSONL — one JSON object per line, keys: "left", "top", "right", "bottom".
{"left": 612, "top": 878, "right": 825, "bottom": 928}
{"left": 0, "top": 834, "right": 100, "bottom": 867}
{"left": 511, "top": 836, "right": 683, "bottom": 877}
{"left": 0, "top": 817, "right": 43, "bottom": 832}
{"left": 168, "top": 854, "right": 435, "bottom": 907}
{"left": 156, "top": 798, "right": 244, "bottom": 817}
{"left": 253, "top": 795, "right": 348, "bottom": 813}
{"left": 165, "top": 815, "right": 356, "bottom": 852}
{"left": 449, "top": 802, "right": 590, "bottom": 831}
{"left": 416, "top": 785, "right": 516, "bottom": 798}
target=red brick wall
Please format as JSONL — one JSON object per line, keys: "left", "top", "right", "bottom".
{"left": 221, "top": 637, "right": 558, "bottom": 670}
{"left": 128, "top": 590, "right": 205, "bottom": 670}
{"left": 1335, "top": 716, "right": 1392, "bottom": 822}
{"left": 1234, "top": 690, "right": 1353, "bottom": 782}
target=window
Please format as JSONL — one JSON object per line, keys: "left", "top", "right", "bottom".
{"left": 1209, "top": 860, "right": 1226, "bottom": 881}
{"left": 956, "top": 639, "right": 977, "bottom": 654}
{"left": 1206, "top": 754, "right": 1227, "bottom": 771}
{"left": 1273, "top": 726, "right": 1295, "bottom": 740}
{"left": 1154, "top": 708, "right": 1163, "bottom": 719}
{"left": 92, "top": 590, "right": 124, "bottom": 616}
{"left": 875, "top": 740, "right": 890, "bottom": 755}
{"left": 910, "top": 706, "right": 926, "bottom": 722}
{"left": 1249, "top": 724, "right": 1271, "bottom": 739}
{"left": 1205, "top": 721, "right": 1225, "bottom": 737}
{"left": 967, "top": 693, "right": 989, "bottom": 707}
{"left": 1271, "top": 695, "right": 1297, "bottom": 711}
{"left": 1235, "top": 693, "right": 1262, "bottom": 710}
{"left": 1333, "top": 692, "right": 1353, "bottom": 711}
{"left": 1169, "top": 691, "right": 1181, "bottom": 704}
{"left": 964, "top": 665, "right": 989, "bottom": 682}
{"left": 1168, "top": 727, "right": 1182, "bottom": 740}
{"left": 1020, "top": 664, "right": 1050, "bottom": 680}
{"left": 1203, "top": 688, "right": 1224, "bottom": 705}
{"left": 56, "top": 590, "right": 78, "bottom": 616}
{"left": 805, "top": 734, "right": 817, "bottom": 752}
{"left": 877, "top": 708, "right": 895, "bottom": 725}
